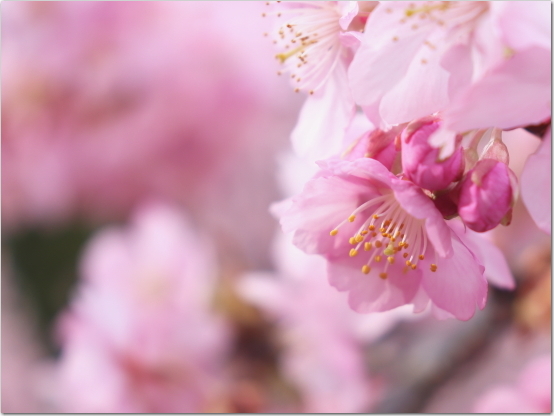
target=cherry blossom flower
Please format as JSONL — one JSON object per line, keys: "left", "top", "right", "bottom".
{"left": 55, "top": 202, "right": 230, "bottom": 413}
{"left": 349, "top": 1, "right": 551, "bottom": 133}
{"left": 473, "top": 355, "right": 551, "bottom": 413}
{"left": 266, "top": 1, "right": 377, "bottom": 159}
{"left": 278, "top": 157, "right": 514, "bottom": 320}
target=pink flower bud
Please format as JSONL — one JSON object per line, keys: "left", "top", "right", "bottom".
{"left": 401, "top": 118, "right": 464, "bottom": 191}
{"left": 458, "top": 159, "right": 517, "bottom": 232}
{"left": 345, "top": 126, "right": 402, "bottom": 171}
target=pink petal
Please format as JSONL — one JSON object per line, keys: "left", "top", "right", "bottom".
{"left": 379, "top": 36, "right": 450, "bottom": 125}
{"left": 291, "top": 63, "right": 356, "bottom": 160}
{"left": 348, "top": 3, "right": 433, "bottom": 107}
{"left": 445, "top": 47, "right": 551, "bottom": 132}
{"left": 280, "top": 174, "right": 377, "bottom": 255}
{"left": 521, "top": 132, "right": 551, "bottom": 234}
{"left": 493, "top": 1, "right": 551, "bottom": 51}
{"left": 440, "top": 44, "right": 473, "bottom": 101}
{"left": 327, "top": 255, "right": 422, "bottom": 313}
{"left": 392, "top": 180, "right": 453, "bottom": 258}
{"left": 420, "top": 228, "right": 487, "bottom": 321}
{"left": 448, "top": 220, "right": 515, "bottom": 290}
{"left": 338, "top": 1, "right": 359, "bottom": 31}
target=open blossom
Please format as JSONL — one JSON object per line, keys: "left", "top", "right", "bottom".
{"left": 266, "top": 1, "right": 377, "bottom": 159}
{"left": 349, "top": 1, "right": 551, "bottom": 133}
{"left": 55, "top": 202, "right": 230, "bottom": 413}
{"left": 278, "top": 157, "right": 513, "bottom": 320}
{"left": 473, "top": 355, "right": 551, "bottom": 413}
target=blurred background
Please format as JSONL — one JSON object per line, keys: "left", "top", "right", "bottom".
{"left": 1, "top": 2, "right": 551, "bottom": 413}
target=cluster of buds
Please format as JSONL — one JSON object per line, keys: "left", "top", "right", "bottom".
{"left": 356, "top": 116, "right": 518, "bottom": 234}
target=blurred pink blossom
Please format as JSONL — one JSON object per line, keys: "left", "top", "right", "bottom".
{"left": 2, "top": 1, "right": 297, "bottom": 230}
{"left": 238, "top": 232, "right": 417, "bottom": 413}
{"left": 55, "top": 202, "right": 230, "bottom": 413}
{"left": 521, "top": 129, "right": 551, "bottom": 235}
{"left": 473, "top": 355, "right": 551, "bottom": 413}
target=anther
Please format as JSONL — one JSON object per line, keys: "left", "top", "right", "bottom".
{"left": 410, "top": 264, "right": 417, "bottom": 270}
{"left": 372, "top": 214, "right": 379, "bottom": 219}
{"left": 374, "top": 241, "right": 382, "bottom": 248}
{"left": 419, "top": 254, "right": 425, "bottom": 260}
{"left": 379, "top": 272, "right": 388, "bottom": 279}
{"left": 349, "top": 249, "right": 358, "bottom": 257}
{"left": 355, "top": 235, "right": 364, "bottom": 243}
{"left": 361, "top": 230, "right": 368, "bottom": 236}
{"left": 330, "top": 229, "right": 338, "bottom": 236}
{"left": 403, "top": 253, "right": 409, "bottom": 258}
{"left": 384, "top": 244, "right": 395, "bottom": 256}
{"left": 348, "top": 215, "right": 356, "bottom": 222}
{"left": 362, "top": 265, "right": 371, "bottom": 274}
{"left": 405, "top": 260, "right": 411, "bottom": 266}
{"left": 430, "top": 264, "right": 438, "bottom": 272}
{"left": 349, "top": 237, "right": 356, "bottom": 245}
{"left": 387, "top": 257, "right": 395, "bottom": 264}
{"left": 364, "top": 242, "right": 372, "bottom": 251}
{"left": 374, "top": 255, "right": 382, "bottom": 262}
{"left": 368, "top": 225, "right": 375, "bottom": 231}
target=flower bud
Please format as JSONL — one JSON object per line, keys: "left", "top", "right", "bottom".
{"left": 458, "top": 159, "right": 517, "bottom": 232}
{"left": 401, "top": 118, "right": 464, "bottom": 191}
{"left": 345, "top": 126, "right": 402, "bottom": 171}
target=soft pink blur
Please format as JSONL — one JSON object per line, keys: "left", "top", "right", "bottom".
{"left": 55, "top": 202, "right": 231, "bottom": 412}
{"left": 2, "top": 2, "right": 299, "bottom": 232}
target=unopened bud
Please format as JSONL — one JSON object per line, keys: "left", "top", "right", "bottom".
{"left": 401, "top": 117, "right": 464, "bottom": 191}
{"left": 458, "top": 160, "right": 517, "bottom": 232}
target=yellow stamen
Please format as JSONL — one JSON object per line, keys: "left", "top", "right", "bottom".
{"left": 355, "top": 235, "right": 364, "bottom": 243}
{"left": 330, "top": 229, "right": 338, "bottom": 236}
{"left": 374, "top": 255, "right": 382, "bottom": 262}
{"left": 387, "top": 256, "right": 395, "bottom": 264}
{"left": 374, "top": 241, "right": 382, "bottom": 248}
{"left": 430, "top": 264, "right": 438, "bottom": 272}
{"left": 419, "top": 254, "right": 425, "bottom": 260}
{"left": 349, "top": 249, "right": 358, "bottom": 257}
{"left": 275, "top": 45, "right": 304, "bottom": 63}
{"left": 379, "top": 272, "right": 388, "bottom": 279}
{"left": 349, "top": 237, "right": 356, "bottom": 245}
{"left": 362, "top": 265, "right": 371, "bottom": 274}
{"left": 348, "top": 215, "right": 356, "bottom": 222}
{"left": 384, "top": 244, "right": 395, "bottom": 256}
{"left": 364, "top": 242, "right": 372, "bottom": 251}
